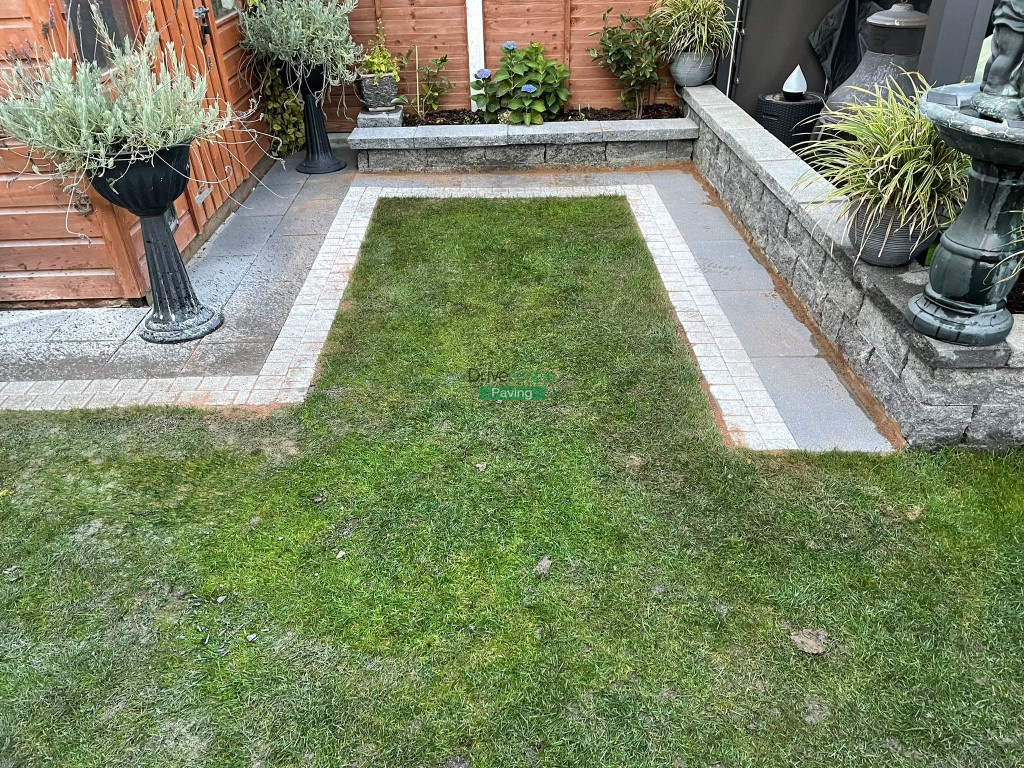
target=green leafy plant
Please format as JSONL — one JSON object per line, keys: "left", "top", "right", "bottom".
{"left": 589, "top": 10, "right": 666, "bottom": 118}
{"left": 0, "top": 9, "right": 233, "bottom": 184}
{"left": 259, "top": 67, "right": 305, "bottom": 156}
{"left": 361, "top": 20, "right": 409, "bottom": 81}
{"left": 652, "top": 0, "right": 733, "bottom": 60}
{"left": 417, "top": 52, "right": 454, "bottom": 115}
{"left": 239, "top": 0, "right": 361, "bottom": 98}
{"left": 471, "top": 41, "right": 570, "bottom": 125}
{"left": 800, "top": 75, "right": 970, "bottom": 254}
{"left": 245, "top": 0, "right": 304, "bottom": 157}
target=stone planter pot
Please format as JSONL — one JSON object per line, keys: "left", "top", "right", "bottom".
{"left": 670, "top": 52, "right": 716, "bottom": 88}
{"left": 851, "top": 206, "right": 935, "bottom": 267}
{"left": 88, "top": 143, "right": 223, "bottom": 344}
{"left": 357, "top": 73, "right": 399, "bottom": 112}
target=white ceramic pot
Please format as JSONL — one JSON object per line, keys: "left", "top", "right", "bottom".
{"left": 670, "top": 52, "right": 717, "bottom": 88}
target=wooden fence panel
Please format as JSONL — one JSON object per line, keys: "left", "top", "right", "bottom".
{"left": 325, "top": 0, "right": 674, "bottom": 131}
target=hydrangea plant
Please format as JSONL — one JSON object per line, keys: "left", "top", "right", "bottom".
{"left": 471, "top": 41, "right": 570, "bottom": 125}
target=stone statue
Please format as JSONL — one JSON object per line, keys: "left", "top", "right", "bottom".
{"left": 976, "top": 0, "right": 1024, "bottom": 118}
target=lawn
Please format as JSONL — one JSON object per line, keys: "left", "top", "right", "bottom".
{"left": 1, "top": 197, "right": 1023, "bottom": 768}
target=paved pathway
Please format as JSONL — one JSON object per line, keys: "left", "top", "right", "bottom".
{"left": 0, "top": 152, "right": 890, "bottom": 451}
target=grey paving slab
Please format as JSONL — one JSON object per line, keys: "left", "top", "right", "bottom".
{"left": 753, "top": 356, "right": 890, "bottom": 452}
{"left": 0, "top": 341, "right": 119, "bottom": 379}
{"left": 0, "top": 309, "right": 67, "bottom": 343}
{"left": 188, "top": 253, "right": 257, "bottom": 308}
{"left": 211, "top": 278, "right": 304, "bottom": 343}
{"left": 98, "top": 338, "right": 200, "bottom": 378}
{"left": 716, "top": 289, "right": 819, "bottom": 358}
{"left": 236, "top": 186, "right": 301, "bottom": 217}
{"left": 647, "top": 170, "right": 709, "bottom": 204}
{"left": 249, "top": 236, "right": 325, "bottom": 283}
{"left": 662, "top": 201, "right": 746, "bottom": 242}
{"left": 291, "top": 179, "right": 351, "bottom": 203}
{"left": 686, "top": 240, "right": 775, "bottom": 291}
{"left": 261, "top": 179, "right": 305, "bottom": 197}
{"left": 205, "top": 215, "right": 283, "bottom": 257}
{"left": 46, "top": 308, "right": 147, "bottom": 342}
{"left": 179, "top": 340, "right": 274, "bottom": 377}
{"left": 275, "top": 197, "right": 343, "bottom": 237}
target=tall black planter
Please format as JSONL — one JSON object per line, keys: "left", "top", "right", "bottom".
{"left": 89, "top": 144, "right": 223, "bottom": 344}
{"left": 294, "top": 65, "right": 345, "bottom": 175}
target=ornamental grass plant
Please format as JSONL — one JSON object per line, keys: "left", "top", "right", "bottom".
{"left": 800, "top": 75, "right": 970, "bottom": 254}
{"left": 652, "top": 0, "right": 733, "bottom": 60}
{"left": 0, "top": 10, "right": 232, "bottom": 184}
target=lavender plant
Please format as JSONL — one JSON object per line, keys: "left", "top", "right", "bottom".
{"left": 0, "top": 10, "right": 233, "bottom": 184}
{"left": 239, "top": 0, "right": 361, "bottom": 98}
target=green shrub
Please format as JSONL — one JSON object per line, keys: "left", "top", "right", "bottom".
{"left": 0, "top": 10, "right": 232, "bottom": 182}
{"left": 239, "top": 0, "right": 361, "bottom": 96}
{"left": 652, "top": 0, "right": 733, "bottom": 60}
{"left": 417, "top": 54, "right": 454, "bottom": 115}
{"left": 471, "top": 41, "right": 570, "bottom": 125}
{"left": 589, "top": 10, "right": 666, "bottom": 118}
{"left": 259, "top": 66, "right": 305, "bottom": 157}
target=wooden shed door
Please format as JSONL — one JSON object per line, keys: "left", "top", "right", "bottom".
{"left": 148, "top": 0, "right": 245, "bottom": 236}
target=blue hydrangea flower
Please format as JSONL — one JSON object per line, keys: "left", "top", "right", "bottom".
{"left": 521, "top": 84, "right": 538, "bottom": 94}
{"left": 475, "top": 68, "right": 492, "bottom": 79}
{"left": 501, "top": 40, "right": 517, "bottom": 52}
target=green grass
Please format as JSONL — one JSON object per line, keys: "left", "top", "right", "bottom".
{"left": 2, "top": 197, "right": 1024, "bottom": 768}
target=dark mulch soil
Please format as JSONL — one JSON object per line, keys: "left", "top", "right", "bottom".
{"left": 404, "top": 103, "right": 680, "bottom": 126}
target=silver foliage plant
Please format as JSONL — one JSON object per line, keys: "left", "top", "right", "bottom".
{"left": 0, "top": 10, "right": 234, "bottom": 184}
{"left": 239, "top": 0, "right": 362, "bottom": 98}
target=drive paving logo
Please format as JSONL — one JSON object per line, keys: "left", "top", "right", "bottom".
{"left": 469, "top": 368, "right": 556, "bottom": 402}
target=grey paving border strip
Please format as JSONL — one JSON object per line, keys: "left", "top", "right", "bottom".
{"left": 0, "top": 183, "right": 798, "bottom": 451}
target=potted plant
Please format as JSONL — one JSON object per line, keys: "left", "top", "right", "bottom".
{"left": 652, "top": 0, "right": 733, "bottom": 88}
{"left": 240, "top": 0, "right": 361, "bottom": 174}
{"left": 357, "top": 21, "right": 408, "bottom": 112}
{"left": 0, "top": 11, "right": 234, "bottom": 343}
{"left": 802, "top": 76, "right": 970, "bottom": 267}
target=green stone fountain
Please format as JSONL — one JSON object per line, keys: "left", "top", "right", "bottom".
{"left": 906, "top": 0, "right": 1024, "bottom": 346}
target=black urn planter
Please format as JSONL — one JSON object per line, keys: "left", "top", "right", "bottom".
{"left": 89, "top": 143, "right": 223, "bottom": 344}
{"left": 288, "top": 64, "right": 346, "bottom": 175}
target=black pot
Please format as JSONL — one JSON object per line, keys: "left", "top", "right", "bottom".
{"left": 284, "top": 63, "right": 346, "bottom": 175}
{"left": 89, "top": 144, "right": 223, "bottom": 344}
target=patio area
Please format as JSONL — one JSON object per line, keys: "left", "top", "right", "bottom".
{"left": 0, "top": 143, "right": 891, "bottom": 453}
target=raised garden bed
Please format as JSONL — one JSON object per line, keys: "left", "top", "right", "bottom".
{"left": 683, "top": 85, "right": 1024, "bottom": 448}
{"left": 348, "top": 117, "right": 698, "bottom": 172}
{"left": 404, "top": 103, "right": 682, "bottom": 126}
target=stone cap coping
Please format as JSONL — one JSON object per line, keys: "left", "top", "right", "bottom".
{"left": 349, "top": 118, "right": 698, "bottom": 150}
{"left": 683, "top": 85, "right": 851, "bottom": 252}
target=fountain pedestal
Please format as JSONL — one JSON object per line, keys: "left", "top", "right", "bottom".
{"left": 907, "top": 83, "right": 1024, "bottom": 346}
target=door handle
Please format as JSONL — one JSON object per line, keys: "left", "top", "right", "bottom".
{"left": 193, "top": 4, "right": 212, "bottom": 46}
